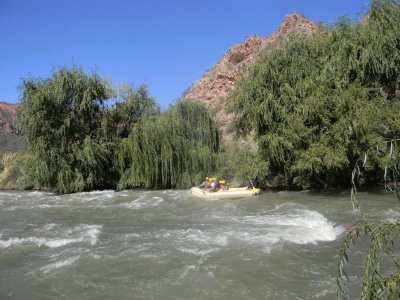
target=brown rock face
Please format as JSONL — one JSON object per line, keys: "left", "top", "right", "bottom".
{"left": 182, "top": 14, "right": 319, "bottom": 140}
{"left": 0, "top": 102, "right": 18, "bottom": 134}
{"left": 183, "top": 34, "right": 266, "bottom": 111}
{"left": 0, "top": 101, "right": 26, "bottom": 152}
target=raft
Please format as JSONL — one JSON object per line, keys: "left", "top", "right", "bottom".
{"left": 190, "top": 186, "right": 261, "bottom": 200}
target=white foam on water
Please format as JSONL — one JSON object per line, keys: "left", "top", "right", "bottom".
{"left": 138, "top": 253, "right": 163, "bottom": 259}
{"left": 382, "top": 209, "right": 400, "bottom": 222}
{"left": 116, "top": 191, "right": 131, "bottom": 197}
{"left": 0, "top": 237, "right": 47, "bottom": 249}
{"left": 65, "top": 190, "right": 116, "bottom": 204}
{"left": 123, "top": 196, "right": 164, "bottom": 209}
{"left": 163, "top": 190, "right": 182, "bottom": 200}
{"left": 37, "top": 223, "right": 58, "bottom": 232}
{"left": 179, "top": 265, "right": 198, "bottom": 279}
{"left": 32, "top": 190, "right": 50, "bottom": 195}
{"left": 278, "top": 209, "right": 339, "bottom": 244}
{"left": 0, "top": 236, "right": 85, "bottom": 249}
{"left": 67, "top": 190, "right": 115, "bottom": 199}
{"left": 39, "top": 255, "right": 80, "bottom": 273}
{"left": 44, "top": 238, "right": 84, "bottom": 248}
{"left": 68, "top": 224, "right": 102, "bottom": 246}
{"left": 181, "top": 229, "right": 228, "bottom": 247}
{"left": 2, "top": 193, "right": 63, "bottom": 210}
{"left": 1, "top": 191, "right": 56, "bottom": 210}
{"left": 0, "top": 224, "right": 101, "bottom": 249}
{"left": 311, "top": 279, "right": 336, "bottom": 298}
{"left": 3, "top": 206, "right": 17, "bottom": 211}
{"left": 177, "top": 247, "right": 218, "bottom": 256}
{"left": 0, "top": 191, "right": 15, "bottom": 198}
{"left": 16, "top": 191, "right": 55, "bottom": 202}
{"left": 81, "top": 190, "right": 114, "bottom": 195}
{"left": 166, "top": 207, "right": 343, "bottom": 256}
{"left": 88, "top": 253, "right": 101, "bottom": 260}
{"left": 236, "top": 206, "right": 342, "bottom": 244}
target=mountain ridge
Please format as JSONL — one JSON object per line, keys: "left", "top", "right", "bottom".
{"left": 182, "top": 13, "right": 319, "bottom": 140}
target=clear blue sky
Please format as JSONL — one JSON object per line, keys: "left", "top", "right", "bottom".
{"left": 1, "top": 0, "right": 369, "bottom": 108}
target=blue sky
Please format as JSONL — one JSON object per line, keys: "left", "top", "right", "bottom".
{"left": 1, "top": 0, "right": 369, "bottom": 108}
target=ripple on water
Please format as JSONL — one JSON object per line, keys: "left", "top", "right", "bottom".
{"left": 122, "top": 195, "right": 164, "bottom": 209}
{"left": 0, "top": 224, "right": 101, "bottom": 249}
{"left": 38, "top": 255, "right": 80, "bottom": 274}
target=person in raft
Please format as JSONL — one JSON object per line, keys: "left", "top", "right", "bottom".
{"left": 199, "top": 177, "right": 210, "bottom": 189}
{"left": 210, "top": 178, "right": 218, "bottom": 191}
{"left": 219, "top": 180, "right": 228, "bottom": 190}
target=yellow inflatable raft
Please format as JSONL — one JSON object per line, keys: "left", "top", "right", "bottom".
{"left": 190, "top": 186, "right": 261, "bottom": 200}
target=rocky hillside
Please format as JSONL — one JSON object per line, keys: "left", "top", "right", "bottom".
{"left": 0, "top": 102, "right": 26, "bottom": 152}
{"left": 182, "top": 14, "right": 319, "bottom": 140}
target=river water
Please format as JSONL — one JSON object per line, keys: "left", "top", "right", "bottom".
{"left": 0, "top": 189, "right": 398, "bottom": 299}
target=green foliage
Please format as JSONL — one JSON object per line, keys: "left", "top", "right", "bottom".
{"left": 17, "top": 66, "right": 115, "bottom": 193}
{"left": 103, "top": 84, "right": 159, "bottom": 140}
{"left": 116, "top": 101, "right": 219, "bottom": 189}
{"left": 337, "top": 222, "right": 400, "bottom": 299}
{"left": 0, "top": 152, "right": 32, "bottom": 189}
{"left": 216, "top": 141, "right": 270, "bottom": 187}
{"left": 337, "top": 139, "right": 400, "bottom": 299}
{"left": 17, "top": 66, "right": 218, "bottom": 192}
{"left": 228, "top": 0, "right": 400, "bottom": 189}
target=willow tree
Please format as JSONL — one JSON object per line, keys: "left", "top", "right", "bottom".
{"left": 116, "top": 101, "right": 219, "bottom": 189}
{"left": 227, "top": 0, "right": 400, "bottom": 189}
{"left": 18, "top": 66, "right": 115, "bottom": 193}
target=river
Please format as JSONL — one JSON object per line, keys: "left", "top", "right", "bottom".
{"left": 0, "top": 189, "right": 398, "bottom": 299}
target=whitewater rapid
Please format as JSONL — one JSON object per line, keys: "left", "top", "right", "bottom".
{"left": 0, "top": 189, "right": 397, "bottom": 299}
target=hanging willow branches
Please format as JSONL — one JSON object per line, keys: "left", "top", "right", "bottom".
{"left": 337, "top": 139, "right": 400, "bottom": 299}
{"left": 17, "top": 65, "right": 219, "bottom": 192}
{"left": 116, "top": 100, "right": 219, "bottom": 190}
{"left": 227, "top": 0, "right": 400, "bottom": 189}
{"left": 18, "top": 66, "right": 116, "bottom": 193}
